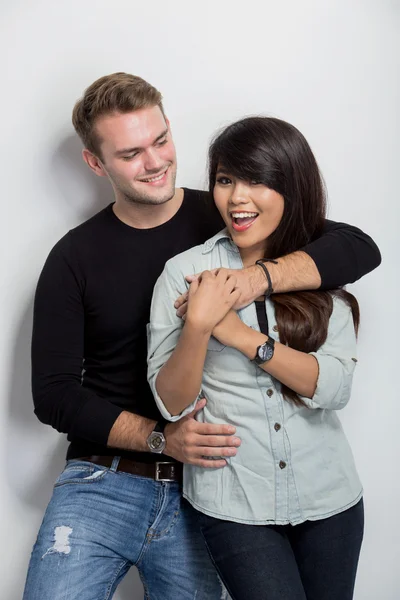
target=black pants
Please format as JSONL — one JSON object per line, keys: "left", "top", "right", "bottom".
{"left": 199, "top": 499, "right": 364, "bottom": 600}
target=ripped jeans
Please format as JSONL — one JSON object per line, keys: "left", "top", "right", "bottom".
{"left": 22, "top": 459, "right": 226, "bottom": 600}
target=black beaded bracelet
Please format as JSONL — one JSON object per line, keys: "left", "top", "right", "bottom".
{"left": 255, "top": 259, "right": 278, "bottom": 298}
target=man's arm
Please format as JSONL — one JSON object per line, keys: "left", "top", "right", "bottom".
{"left": 32, "top": 236, "right": 239, "bottom": 462}
{"left": 175, "top": 218, "right": 381, "bottom": 313}
{"left": 164, "top": 398, "right": 240, "bottom": 468}
{"left": 261, "top": 219, "right": 381, "bottom": 297}
{"left": 303, "top": 218, "right": 381, "bottom": 289}
{"left": 32, "top": 236, "right": 150, "bottom": 451}
{"left": 107, "top": 405, "right": 240, "bottom": 467}
{"left": 257, "top": 218, "right": 381, "bottom": 297}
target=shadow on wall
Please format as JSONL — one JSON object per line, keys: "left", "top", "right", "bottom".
{"left": 51, "top": 134, "right": 112, "bottom": 221}
{"left": 6, "top": 134, "right": 144, "bottom": 598}
{"left": 6, "top": 134, "right": 113, "bottom": 511}
{"left": 6, "top": 298, "right": 68, "bottom": 511}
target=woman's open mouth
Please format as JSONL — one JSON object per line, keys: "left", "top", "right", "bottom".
{"left": 230, "top": 211, "right": 259, "bottom": 232}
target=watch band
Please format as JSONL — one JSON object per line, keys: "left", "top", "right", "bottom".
{"left": 253, "top": 337, "right": 275, "bottom": 365}
{"left": 153, "top": 419, "right": 167, "bottom": 434}
{"left": 147, "top": 419, "right": 168, "bottom": 454}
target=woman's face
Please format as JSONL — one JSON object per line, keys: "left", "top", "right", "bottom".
{"left": 213, "top": 167, "right": 285, "bottom": 262}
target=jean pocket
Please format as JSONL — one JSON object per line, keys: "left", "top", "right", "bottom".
{"left": 54, "top": 461, "right": 108, "bottom": 487}
{"left": 207, "top": 337, "right": 226, "bottom": 353}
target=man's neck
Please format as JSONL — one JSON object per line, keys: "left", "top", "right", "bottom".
{"left": 112, "top": 188, "right": 184, "bottom": 229}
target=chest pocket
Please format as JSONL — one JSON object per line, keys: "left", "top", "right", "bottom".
{"left": 207, "top": 336, "right": 226, "bottom": 352}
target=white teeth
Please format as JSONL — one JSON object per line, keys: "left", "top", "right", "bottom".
{"left": 140, "top": 170, "right": 167, "bottom": 183}
{"left": 231, "top": 212, "right": 258, "bottom": 218}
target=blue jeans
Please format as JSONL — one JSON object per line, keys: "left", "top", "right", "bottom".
{"left": 23, "top": 459, "right": 224, "bottom": 600}
{"left": 198, "top": 499, "right": 364, "bottom": 600}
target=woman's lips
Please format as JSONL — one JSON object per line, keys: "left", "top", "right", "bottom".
{"left": 231, "top": 214, "right": 258, "bottom": 232}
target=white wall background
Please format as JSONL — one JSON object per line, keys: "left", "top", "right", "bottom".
{"left": 0, "top": 1, "right": 398, "bottom": 598}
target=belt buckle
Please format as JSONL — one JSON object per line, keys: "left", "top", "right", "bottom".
{"left": 155, "top": 461, "right": 176, "bottom": 482}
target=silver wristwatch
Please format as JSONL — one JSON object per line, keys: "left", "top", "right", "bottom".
{"left": 146, "top": 420, "right": 167, "bottom": 454}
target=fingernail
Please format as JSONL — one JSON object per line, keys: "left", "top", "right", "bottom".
{"left": 228, "top": 426, "right": 236, "bottom": 433}
{"left": 232, "top": 437, "right": 241, "bottom": 445}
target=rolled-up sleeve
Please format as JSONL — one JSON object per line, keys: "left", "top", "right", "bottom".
{"left": 147, "top": 260, "right": 199, "bottom": 421}
{"left": 299, "top": 297, "right": 358, "bottom": 410}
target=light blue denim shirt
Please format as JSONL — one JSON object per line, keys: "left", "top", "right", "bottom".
{"left": 147, "top": 230, "right": 362, "bottom": 525}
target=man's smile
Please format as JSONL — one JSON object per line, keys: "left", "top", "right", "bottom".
{"left": 138, "top": 166, "right": 170, "bottom": 185}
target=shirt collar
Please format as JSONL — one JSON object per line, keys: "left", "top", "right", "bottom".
{"left": 202, "top": 228, "right": 240, "bottom": 255}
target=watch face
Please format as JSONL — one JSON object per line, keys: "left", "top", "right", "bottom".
{"left": 258, "top": 342, "right": 274, "bottom": 362}
{"left": 148, "top": 432, "right": 166, "bottom": 453}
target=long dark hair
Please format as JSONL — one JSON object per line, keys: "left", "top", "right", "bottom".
{"left": 208, "top": 117, "right": 359, "bottom": 406}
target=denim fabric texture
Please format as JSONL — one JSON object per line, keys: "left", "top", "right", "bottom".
{"left": 198, "top": 499, "right": 364, "bottom": 600}
{"left": 23, "top": 458, "right": 225, "bottom": 600}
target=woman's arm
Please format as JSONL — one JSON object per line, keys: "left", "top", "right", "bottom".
{"left": 152, "top": 319, "right": 210, "bottom": 418}
{"left": 237, "top": 330, "right": 319, "bottom": 399}
{"left": 148, "top": 260, "right": 196, "bottom": 421}
{"left": 213, "top": 297, "right": 357, "bottom": 409}
{"left": 212, "top": 312, "right": 319, "bottom": 398}
{"left": 148, "top": 265, "right": 239, "bottom": 418}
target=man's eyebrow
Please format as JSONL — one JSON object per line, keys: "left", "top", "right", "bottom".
{"left": 114, "top": 128, "right": 169, "bottom": 156}
{"left": 153, "top": 128, "right": 169, "bottom": 143}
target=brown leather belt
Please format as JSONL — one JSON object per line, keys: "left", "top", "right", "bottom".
{"left": 80, "top": 455, "right": 182, "bottom": 483}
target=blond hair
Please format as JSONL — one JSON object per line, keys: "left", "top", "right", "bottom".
{"left": 72, "top": 72, "right": 164, "bottom": 156}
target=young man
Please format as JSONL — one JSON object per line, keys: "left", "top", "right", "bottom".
{"left": 23, "top": 73, "right": 381, "bottom": 600}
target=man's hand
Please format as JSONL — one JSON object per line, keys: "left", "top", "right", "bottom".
{"left": 163, "top": 398, "right": 241, "bottom": 468}
{"left": 174, "top": 253, "right": 321, "bottom": 319}
{"left": 175, "top": 266, "right": 267, "bottom": 319}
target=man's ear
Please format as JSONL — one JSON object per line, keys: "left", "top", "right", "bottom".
{"left": 82, "top": 149, "right": 107, "bottom": 177}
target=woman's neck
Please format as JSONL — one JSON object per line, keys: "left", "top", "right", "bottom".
{"left": 239, "top": 242, "right": 268, "bottom": 269}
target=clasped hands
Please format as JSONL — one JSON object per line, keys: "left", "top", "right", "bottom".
{"left": 175, "top": 268, "right": 249, "bottom": 347}
{"left": 174, "top": 264, "right": 264, "bottom": 345}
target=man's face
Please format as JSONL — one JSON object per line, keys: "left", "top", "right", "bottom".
{"left": 93, "top": 106, "right": 177, "bottom": 205}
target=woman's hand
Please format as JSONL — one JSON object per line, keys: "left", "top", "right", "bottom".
{"left": 212, "top": 310, "right": 245, "bottom": 348}
{"left": 185, "top": 270, "right": 240, "bottom": 334}
{"left": 174, "top": 265, "right": 267, "bottom": 318}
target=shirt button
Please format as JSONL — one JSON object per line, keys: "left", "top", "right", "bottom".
{"left": 266, "top": 389, "right": 274, "bottom": 397}
{"left": 274, "top": 423, "right": 281, "bottom": 432}
{"left": 273, "top": 325, "right": 278, "bottom": 332}
{"left": 279, "top": 460, "right": 287, "bottom": 469}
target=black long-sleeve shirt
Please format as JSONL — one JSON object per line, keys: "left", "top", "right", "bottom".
{"left": 31, "top": 188, "right": 381, "bottom": 461}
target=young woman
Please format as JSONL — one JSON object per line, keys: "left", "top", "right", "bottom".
{"left": 147, "top": 117, "right": 364, "bottom": 600}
